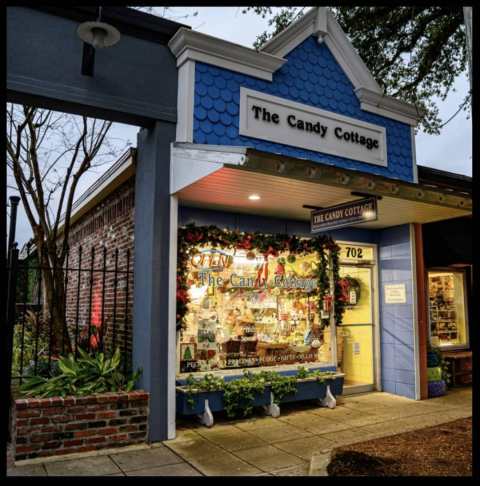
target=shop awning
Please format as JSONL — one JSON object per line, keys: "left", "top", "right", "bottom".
{"left": 171, "top": 143, "right": 471, "bottom": 229}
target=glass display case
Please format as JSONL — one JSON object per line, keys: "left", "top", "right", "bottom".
{"left": 428, "top": 269, "right": 469, "bottom": 349}
{"left": 178, "top": 246, "right": 333, "bottom": 374}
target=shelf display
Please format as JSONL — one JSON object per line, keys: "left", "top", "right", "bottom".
{"left": 178, "top": 246, "right": 333, "bottom": 373}
{"left": 428, "top": 270, "right": 468, "bottom": 349}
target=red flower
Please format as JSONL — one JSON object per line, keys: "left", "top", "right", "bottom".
{"left": 90, "top": 334, "right": 98, "bottom": 350}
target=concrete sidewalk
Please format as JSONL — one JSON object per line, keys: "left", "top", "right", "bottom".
{"left": 7, "top": 387, "right": 471, "bottom": 476}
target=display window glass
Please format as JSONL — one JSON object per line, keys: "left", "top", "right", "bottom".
{"left": 428, "top": 270, "right": 468, "bottom": 349}
{"left": 178, "top": 246, "right": 333, "bottom": 374}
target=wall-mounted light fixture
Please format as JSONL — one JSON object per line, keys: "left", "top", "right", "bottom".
{"left": 77, "top": 7, "right": 121, "bottom": 76}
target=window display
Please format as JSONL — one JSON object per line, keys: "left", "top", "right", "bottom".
{"left": 428, "top": 270, "right": 468, "bottom": 349}
{"left": 178, "top": 246, "right": 334, "bottom": 374}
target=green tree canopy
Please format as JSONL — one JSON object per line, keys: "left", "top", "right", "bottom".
{"left": 243, "top": 7, "right": 470, "bottom": 134}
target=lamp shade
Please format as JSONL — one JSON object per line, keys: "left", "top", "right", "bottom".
{"left": 77, "top": 21, "right": 120, "bottom": 49}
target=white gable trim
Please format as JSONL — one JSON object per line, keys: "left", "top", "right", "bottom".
{"left": 355, "top": 88, "right": 423, "bottom": 126}
{"left": 260, "top": 7, "right": 318, "bottom": 58}
{"left": 262, "top": 7, "right": 420, "bottom": 126}
{"left": 261, "top": 7, "right": 380, "bottom": 94}
{"left": 169, "top": 10, "right": 419, "bottom": 128}
{"left": 169, "top": 27, "right": 286, "bottom": 82}
{"left": 324, "top": 10, "right": 381, "bottom": 93}
{"left": 176, "top": 59, "right": 195, "bottom": 142}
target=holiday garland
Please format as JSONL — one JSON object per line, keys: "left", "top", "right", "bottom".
{"left": 176, "top": 223, "right": 346, "bottom": 331}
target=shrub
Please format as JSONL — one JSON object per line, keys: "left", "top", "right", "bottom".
{"left": 12, "top": 310, "right": 52, "bottom": 379}
{"left": 19, "top": 347, "right": 142, "bottom": 398}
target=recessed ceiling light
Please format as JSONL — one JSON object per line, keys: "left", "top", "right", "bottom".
{"left": 248, "top": 194, "right": 261, "bottom": 201}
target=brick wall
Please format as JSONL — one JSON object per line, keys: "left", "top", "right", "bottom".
{"left": 64, "top": 179, "right": 135, "bottom": 363}
{"left": 13, "top": 391, "right": 149, "bottom": 461}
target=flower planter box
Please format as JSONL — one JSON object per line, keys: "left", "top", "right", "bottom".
{"left": 13, "top": 390, "right": 149, "bottom": 462}
{"left": 177, "top": 388, "right": 271, "bottom": 416}
{"left": 176, "top": 372, "right": 344, "bottom": 417}
{"left": 280, "top": 376, "right": 344, "bottom": 403}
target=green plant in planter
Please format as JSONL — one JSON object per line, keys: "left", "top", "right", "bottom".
{"left": 184, "top": 367, "right": 340, "bottom": 418}
{"left": 258, "top": 371, "right": 297, "bottom": 405}
{"left": 309, "top": 370, "right": 337, "bottom": 383}
{"left": 296, "top": 366, "right": 309, "bottom": 379}
{"left": 222, "top": 371, "right": 266, "bottom": 418}
{"left": 185, "top": 373, "right": 225, "bottom": 409}
{"left": 19, "top": 347, "right": 142, "bottom": 398}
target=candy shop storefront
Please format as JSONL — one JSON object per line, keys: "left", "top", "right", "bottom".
{"left": 144, "top": 7, "right": 471, "bottom": 436}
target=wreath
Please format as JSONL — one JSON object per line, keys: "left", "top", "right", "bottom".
{"left": 176, "top": 223, "right": 346, "bottom": 331}
{"left": 338, "top": 276, "right": 361, "bottom": 306}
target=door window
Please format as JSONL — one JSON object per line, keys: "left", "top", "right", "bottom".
{"left": 338, "top": 266, "right": 373, "bottom": 325}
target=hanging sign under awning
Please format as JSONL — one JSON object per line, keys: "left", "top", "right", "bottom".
{"left": 311, "top": 197, "right": 378, "bottom": 233}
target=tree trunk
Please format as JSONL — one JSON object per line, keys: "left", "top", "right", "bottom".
{"left": 40, "top": 252, "right": 72, "bottom": 357}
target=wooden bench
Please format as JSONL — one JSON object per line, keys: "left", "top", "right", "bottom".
{"left": 441, "top": 351, "right": 472, "bottom": 386}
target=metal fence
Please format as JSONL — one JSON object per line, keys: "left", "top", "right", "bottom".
{"left": 9, "top": 245, "right": 133, "bottom": 385}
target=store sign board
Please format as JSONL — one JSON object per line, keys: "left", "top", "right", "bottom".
{"left": 384, "top": 283, "right": 407, "bottom": 304}
{"left": 239, "top": 87, "right": 387, "bottom": 167}
{"left": 311, "top": 197, "right": 378, "bottom": 233}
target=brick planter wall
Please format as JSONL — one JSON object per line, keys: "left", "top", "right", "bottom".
{"left": 13, "top": 390, "right": 149, "bottom": 461}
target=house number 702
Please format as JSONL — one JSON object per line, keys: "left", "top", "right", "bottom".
{"left": 346, "top": 247, "right": 363, "bottom": 258}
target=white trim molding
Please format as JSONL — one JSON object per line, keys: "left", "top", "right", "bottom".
{"left": 411, "top": 126, "right": 419, "bottom": 183}
{"left": 261, "top": 7, "right": 420, "bottom": 127}
{"left": 409, "top": 223, "right": 422, "bottom": 401}
{"left": 168, "top": 27, "right": 286, "bottom": 81}
{"left": 261, "top": 7, "right": 381, "bottom": 94}
{"left": 170, "top": 8, "right": 421, "bottom": 141}
{"left": 170, "top": 142, "right": 248, "bottom": 194}
{"left": 176, "top": 60, "right": 195, "bottom": 142}
{"left": 356, "top": 88, "right": 423, "bottom": 127}
{"left": 167, "top": 195, "right": 178, "bottom": 439}
{"left": 261, "top": 7, "right": 320, "bottom": 58}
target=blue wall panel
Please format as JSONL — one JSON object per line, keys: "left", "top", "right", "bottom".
{"left": 378, "top": 224, "right": 417, "bottom": 399}
{"left": 193, "top": 36, "right": 414, "bottom": 182}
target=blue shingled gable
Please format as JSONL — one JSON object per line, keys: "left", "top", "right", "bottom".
{"left": 193, "top": 36, "right": 414, "bottom": 182}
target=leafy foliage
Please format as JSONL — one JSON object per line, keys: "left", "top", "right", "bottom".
{"left": 428, "top": 345, "right": 452, "bottom": 386}
{"left": 19, "top": 348, "right": 142, "bottom": 398}
{"left": 12, "top": 310, "right": 52, "bottom": 380}
{"left": 257, "top": 370, "right": 297, "bottom": 405}
{"left": 242, "top": 7, "right": 470, "bottom": 134}
{"left": 222, "top": 372, "right": 267, "bottom": 417}
{"left": 184, "top": 367, "right": 337, "bottom": 418}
